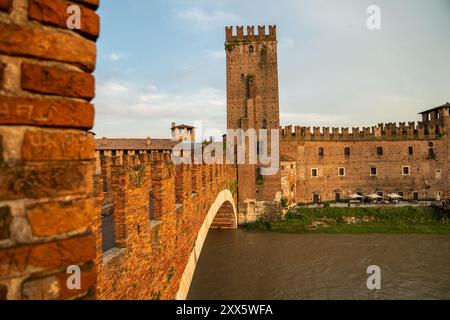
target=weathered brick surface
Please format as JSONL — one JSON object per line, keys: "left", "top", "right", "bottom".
{"left": 0, "top": 162, "right": 93, "bottom": 200}
{"left": 0, "top": 234, "right": 96, "bottom": 276}
{"left": 72, "top": 0, "right": 99, "bottom": 9}
{"left": 22, "top": 129, "right": 95, "bottom": 161}
{"left": 0, "top": 21, "right": 96, "bottom": 72}
{"left": 27, "top": 199, "right": 95, "bottom": 237}
{"left": 22, "top": 63, "right": 95, "bottom": 99}
{"left": 29, "top": 0, "right": 100, "bottom": 39}
{"left": 22, "top": 263, "right": 96, "bottom": 299}
{"left": 0, "top": 0, "right": 99, "bottom": 300}
{"left": 0, "top": 0, "right": 12, "bottom": 13}
{"left": 0, "top": 96, "right": 94, "bottom": 129}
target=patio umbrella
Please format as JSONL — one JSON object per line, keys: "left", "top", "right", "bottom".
{"left": 367, "top": 194, "right": 382, "bottom": 200}
{"left": 349, "top": 193, "right": 363, "bottom": 199}
{"left": 387, "top": 193, "right": 403, "bottom": 199}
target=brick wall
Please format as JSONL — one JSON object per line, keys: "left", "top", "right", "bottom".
{"left": 94, "top": 154, "right": 237, "bottom": 299}
{"left": 0, "top": 0, "right": 100, "bottom": 299}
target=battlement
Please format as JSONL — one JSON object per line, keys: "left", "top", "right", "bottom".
{"left": 225, "top": 25, "right": 276, "bottom": 42}
{"left": 280, "top": 121, "right": 446, "bottom": 141}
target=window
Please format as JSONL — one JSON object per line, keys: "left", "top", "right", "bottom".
{"left": 149, "top": 189, "right": 155, "bottom": 221}
{"left": 262, "top": 119, "right": 268, "bottom": 129}
{"left": 377, "top": 147, "right": 383, "bottom": 156}
{"left": 318, "top": 147, "right": 324, "bottom": 157}
{"left": 413, "top": 192, "right": 419, "bottom": 201}
{"left": 335, "top": 193, "right": 341, "bottom": 202}
{"left": 338, "top": 167, "right": 345, "bottom": 177}
{"left": 370, "top": 167, "right": 378, "bottom": 176}
{"left": 408, "top": 146, "right": 414, "bottom": 155}
{"left": 291, "top": 165, "right": 294, "bottom": 169}
{"left": 249, "top": 45, "right": 254, "bottom": 54}
{"left": 100, "top": 150, "right": 105, "bottom": 156}
{"left": 344, "top": 147, "right": 351, "bottom": 156}
{"left": 313, "top": 194, "right": 320, "bottom": 204}
{"left": 101, "top": 204, "right": 115, "bottom": 253}
{"left": 402, "top": 166, "right": 410, "bottom": 175}
{"left": 311, "top": 168, "right": 318, "bottom": 177}
{"left": 111, "top": 150, "right": 116, "bottom": 157}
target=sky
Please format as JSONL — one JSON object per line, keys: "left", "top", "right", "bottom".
{"left": 93, "top": 0, "right": 450, "bottom": 139}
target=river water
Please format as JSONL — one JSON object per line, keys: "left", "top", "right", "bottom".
{"left": 188, "top": 229, "right": 450, "bottom": 300}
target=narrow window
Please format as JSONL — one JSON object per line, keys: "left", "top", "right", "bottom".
{"left": 311, "top": 168, "right": 318, "bottom": 177}
{"left": 318, "top": 147, "right": 324, "bottom": 157}
{"left": 344, "top": 147, "right": 351, "bottom": 156}
{"left": 402, "top": 166, "right": 410, "bottom": 175}
{"left": 338, "top": 167, "right": 345, "bottom": 177}
{"left": 413, "top": 192, "right": 419, "bottom": 201}
{"left": 377, "top": 147, "right": 383, "bottom": 156}
{"left": 149, "top": 189, "right": 155, "bottom": 221}
{"left": 249, "top": 45, "right": 254, "bottom": 54}
{"left": 408, "top": 146, "right": 414, "bottom": 155}
{"left": 313, "top": 194, "right": 320, "bottom": 204}
{"left": 370, "top": 167, "right": 378, "bottom": 176}
{"left": 101, "top": 204, "right": 115, "bottom": 253}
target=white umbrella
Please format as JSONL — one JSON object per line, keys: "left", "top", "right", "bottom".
{"left": 349, "top": 193, "right": 363, "bottom": 199}
{"left": 367, "top": 194, "right": 382, "bottom": 200}
{"left": 387, "top": 193, "right": 403, "bottom": 199}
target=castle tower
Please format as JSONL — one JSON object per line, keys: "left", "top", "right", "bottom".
{"left": 225, "top": 25, "right": 281, "bottom": 222}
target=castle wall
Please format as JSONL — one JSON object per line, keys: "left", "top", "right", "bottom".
{"left": 94, "top": 154, "right": 237, "bottom": 299}
{"left": 280, "top": 119, "right": 450, "bottom": 203}
{"left": 0, "top": 0, "right": 99, "bottom": 299}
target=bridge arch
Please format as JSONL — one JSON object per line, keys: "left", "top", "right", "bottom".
{"left": 176, "top": 189, "right": 237, "bottom": 300}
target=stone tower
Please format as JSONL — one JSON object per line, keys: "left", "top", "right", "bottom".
{"left": 225, "top": 25, "right": 281, "bottom": 223}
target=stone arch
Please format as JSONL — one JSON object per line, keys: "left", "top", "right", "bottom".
{"left": 175, "top": 189, "right": 237, "bottom": 300}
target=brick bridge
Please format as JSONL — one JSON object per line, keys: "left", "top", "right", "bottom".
{"left": 0, "top": 0, "right": 238, "bottom": 300}
{"left": 94, "top": 154, "right": 238, "bottom": 299}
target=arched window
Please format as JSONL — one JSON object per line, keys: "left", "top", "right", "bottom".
{"left": 318, "top": 147, "right": 324, "bottom": 157}
{"left": 248, "top": 45, "right": 254, "bottom": 54}
{"left": 262, "top": 119, "right": 268, "bottom": 129}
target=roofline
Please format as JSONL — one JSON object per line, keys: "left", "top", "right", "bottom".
{"left": 418, "top": 102, "right": 450, "bottom": 115}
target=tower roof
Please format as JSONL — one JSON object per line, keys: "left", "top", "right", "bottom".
{"left": 419, "top": 102, "right": 450, "bottom": 114}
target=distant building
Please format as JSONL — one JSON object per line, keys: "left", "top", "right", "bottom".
{"left": 171, "top": 123, "right": 196, "bottom": 142}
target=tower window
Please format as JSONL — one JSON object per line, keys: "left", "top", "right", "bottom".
{"left": 408, "top": 146, "right": 414, "bottom": 155}
{"left": 318, "top": 147, "right": 324, "bottom": 157}
{"left": 344, "top": 147, "right": 351, "bottom": 156}
{"left": 338, "top": 167, "right": 345, "bottom": 177}
{"left": 248, "top": 46, "right": 254, "bottom": 54}
{"left": 402, "top": 166, "right": 410, "bottom": 176}
{"left": 311, "top": 168, "right": 318, "bottom": 177}
{"left": 370, "top": 167, "right": 378, "bottom": 176}
{"left": 376, "top": 147, "right": 383, "bottom": 156}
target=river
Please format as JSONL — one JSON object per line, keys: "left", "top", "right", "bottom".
{"left": 188, "top": 229, "right": 450, "bottom": 300}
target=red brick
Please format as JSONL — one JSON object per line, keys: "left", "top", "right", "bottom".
{"left": 0, "top": 21, "right": 96, "bottom": 72}
{"left": 0, "top": 96, "right": 94, "bottom": 129}
{"left": 22, "top": 129, "right": 95, "bottom": 161}
{"left": 0, "top": 0, "right": 13, "bottom": 13}
{"left": 26, "top": 199, "right": 95, "bottom": 237}
{"left": 71, "top": 0, "right": 99, "bottom": 10}
{"left": 29, "top": 0, "right": 100, "bottom": 39}
{"left": 21, "top": 263, "right": 96, "bottom": 300}
{"left": 0, "top": 234, "right": 96, "bottom": 276}
{"left": 21, "top": 63, "right": 95, "bottom": 99}
{"left": 0, "top": 162, "right": 93, "bottom": 200}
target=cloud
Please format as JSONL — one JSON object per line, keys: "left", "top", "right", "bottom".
{"left": 109, "top": 52, "right": 125, "bottom": 61}
{"left": 94, "top": 79, "right": 226, "bottom": 138}
{"left": 177, "top": 7, "right": 241, "bottom": 26}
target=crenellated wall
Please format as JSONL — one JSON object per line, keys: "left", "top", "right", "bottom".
{"left": 280, "top": 107, "right": 450, "bottom": 204}
{"left": 280, "top": 121, "right": 446, "bottom": 142}
{"left": 93, "top": 154, "right": 237, "bottom": 300}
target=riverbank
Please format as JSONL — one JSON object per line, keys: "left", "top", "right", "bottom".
{"left": 243, "top": 206, "right": 450, "bottom": 234}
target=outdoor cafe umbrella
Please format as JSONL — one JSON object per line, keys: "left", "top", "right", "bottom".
{"left": 349, "top": 193, "right": 363, "bottom": 199}
{"left": 387, "top": 193, "right": 403, "bottom": 199}
{"left": 367, "top": 194, "right": 382, "bottom": 200}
